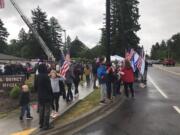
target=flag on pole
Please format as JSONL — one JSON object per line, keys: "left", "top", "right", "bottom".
{"left": 131, "top": 52, "right": 140, "bottom": 72}
{"left": 0, "top": 0, "right": 5, "bottom": 8}
{"left": 125, "top": 48, "right": 135, "bottom": 61}
{"left": 137, "top": 48, "right": 145, "bottom": 75}
{"left": 60, "top": 51, "right": 71, "bottom": 78}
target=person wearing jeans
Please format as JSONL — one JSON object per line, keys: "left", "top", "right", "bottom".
{"left": 19, "top": 85, "right": 33, "bottom": 120}
{"left": 66, "top": 83, "right": 73, "bottom": 102}
{"left": 97, "top": 57, "right": 107, "bottom": 104}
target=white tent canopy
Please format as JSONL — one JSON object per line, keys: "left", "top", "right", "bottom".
{"left": 111, "top": 55, "right": 124, "bottom": 62}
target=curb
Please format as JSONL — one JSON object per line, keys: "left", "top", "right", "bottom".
{"left": 31, "top": 89, "right": 94, "bottom": 135}
{"left": 33, "top": 95, "right": 125, "bottom": 135}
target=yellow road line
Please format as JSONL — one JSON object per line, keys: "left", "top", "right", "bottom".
{"left": 11, "top": 128, "right": 36, "bottom": 135}
{"left": 154, "top": 65, "right": 180, "bottom": 76}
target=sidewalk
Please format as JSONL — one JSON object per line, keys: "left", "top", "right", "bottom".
{"left": 0, "top": 82, "right": 94, "bottom": 135}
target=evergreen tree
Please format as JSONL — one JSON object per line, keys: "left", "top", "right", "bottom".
{"left": 70, "top": 37, "right": 88, "bottom": 58}
{"left": 49, "top": 17, "right": 63, "bottom": 60}
{"left": 0, "top": 19, "right": 9, "bottom": 53}
{"left": 31, "top": 7, "right": 52, "bottom": 59}
{"left": 99, "top": 0, "right": 141, "bottom": 57}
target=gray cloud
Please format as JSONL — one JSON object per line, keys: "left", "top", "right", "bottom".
{"left": 138, "top": 0, "right": 180, "bottom": 53}
{"left": 1, "top": 0, "right": 180, "bottom": 53}
{"left": 0, "top": 0, "right": 105, "bottom": 48}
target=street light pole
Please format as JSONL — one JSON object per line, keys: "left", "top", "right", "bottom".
{"left": 106, "top": 0, "right": 111, "bottom": 63}
{"left": 62, "top": 29, "right": 67, "bottom": 50}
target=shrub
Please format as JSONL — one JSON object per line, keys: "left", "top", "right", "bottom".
{"left": 10, "top": 85, "right": 21, "bottom": 99}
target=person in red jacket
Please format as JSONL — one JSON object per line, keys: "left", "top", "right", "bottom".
{"left": 121, "top": 60, "right": 135, "bottom": 98}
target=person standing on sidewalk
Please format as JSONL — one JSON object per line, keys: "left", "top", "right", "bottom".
{"left": 49, "top": 70, "right": 64, "bottom": 118}
{"left": 106, "top": 62, "right": 114, "bottom": 100}
{"left": 121, "top": 60, "right": 135, "bottom": 98}
{"left": 84, "top": 64, "right": 91, "bottom": 87}
{"left": 73, "top": 63, "right": 81, "bottom": 97}
{"left": 92, "top": 60, "right": 98, "bottom": 89}
{"left": 97, "top": 57, "right": 107, "bottom": 104}
{"left": 19, "top": 85, "right": 33, "bottom": 121}
{"left": 65, "top": 64, "right": 74, "bottom": 103}
{"left": 34, "top": 64, "right": 53, "bottom": 130}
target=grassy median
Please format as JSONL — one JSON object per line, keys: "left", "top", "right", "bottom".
{"left": 56, "top": 88, "right": 100, "bottom": 125}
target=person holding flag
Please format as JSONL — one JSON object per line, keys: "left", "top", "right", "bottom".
{"left": 59, "top": 51, "right": 74, "bottom": 103}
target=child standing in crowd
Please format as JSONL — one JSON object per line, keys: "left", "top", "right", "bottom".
{"left": 121, "top": 60, "right": 135, "bottom": 98}
{"left": 84, "top": 64, "right": 91, "bottom": 86}
{"left": 19, "top": 85, "right": 33, "bottom": 121}
{"left": 50, "top": 70, "right": 64, "bottom": 118}
{"left": 97, "top": 57, "right": 107, "bottom": 104}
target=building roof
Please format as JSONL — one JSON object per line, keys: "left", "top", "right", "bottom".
{"left": 0, "top": 53, "right": 25, "bottom": 61}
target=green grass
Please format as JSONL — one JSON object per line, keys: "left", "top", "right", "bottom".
{"left": 176, "top": 63, "right": 180, "bottom": 67}
{"left": 0, "top": 113, "right": 8, "bottom": 119}
{"left": 56, "top": 88, "right": 100, "bottom": 125}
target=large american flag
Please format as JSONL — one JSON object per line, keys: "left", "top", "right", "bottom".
{"left": 0, "top": 0, "right": 5, "bottom": 8}
{"left": 137, "top": 48, "right": 145, "bottom": 75}
{"left": 125, "top": 48, "right": 135, "bottom": 61}
{"left": 59, "top": 52, "right": 71, "bottom": 78}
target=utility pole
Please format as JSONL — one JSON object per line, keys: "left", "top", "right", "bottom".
{"left": 62, "top": 29, "right": 67, "bottom": 51}
{"left": 106, "top": 0, "right": 111, "bottom": 63}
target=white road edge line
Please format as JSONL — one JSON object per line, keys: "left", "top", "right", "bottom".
{"left": 173, "top": 106, "right": 180, "bottom": 114}
{"left": 148, "top": 75, "right": 168, "bottom": 99}
{"left": 154, "top": 65, "right": 180, "bottom": 76}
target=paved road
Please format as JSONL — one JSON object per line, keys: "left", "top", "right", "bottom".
{"left": 74, "top": 66, "right": 180, "bottom": 135}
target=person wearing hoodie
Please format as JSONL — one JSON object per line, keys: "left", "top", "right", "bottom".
{"left": 49, "top": 70, "right": 65, "bottom": 118}
{"left": 34, "top": 64, "right": 53, "bottom": 130}
{"left": 97, "top": 57, "right": 107, "bottom": 104}
{"left": 65, "top": 63, "right": 74, "bottom": 103}
{"left": 121, "top": 60, "right": 135, "bottom": 98}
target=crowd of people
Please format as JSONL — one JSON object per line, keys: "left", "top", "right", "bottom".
{"left": 18, "top": 57, "right": 148, "bottom": 131}
{"left": 0, "top": 63, "right": 32, "bottom": 79}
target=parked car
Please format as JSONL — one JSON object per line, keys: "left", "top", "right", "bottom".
{"left": 163, "top": 59, "right": 176, "bottom": 66}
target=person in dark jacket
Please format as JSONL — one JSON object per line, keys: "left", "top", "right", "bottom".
{"left": 19, "top": 85, "right": 33, "bottom": 121}
{"left": 106, "top": 62, "right": 114, "bottom": 100}
{"left": 65, "top": 64, "right": 74, "bottom": 103}
{"left": 34, "top": 64, "right": 53, "bottom": 130}
{"left": 73, "top": 63, "right": 81, "bottom": 97}
{"left": 121, "top": 60, "right": 135, "bottom": 98}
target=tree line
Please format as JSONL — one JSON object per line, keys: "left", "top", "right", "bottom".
{"left": 0, "top": 7, "right": 93, "bottom": 60}
{"left": 151, "top": 33, "right": 180, "bottom": 62}
{"left": 1, "top": 0, "right": 141, "bottom": 60}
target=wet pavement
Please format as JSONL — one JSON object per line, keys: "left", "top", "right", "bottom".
{"left": 74, "top": 66, "right": 180, "bottom": 135}
{"left": 0, "top": 82, "right": 93, "bottom": 135}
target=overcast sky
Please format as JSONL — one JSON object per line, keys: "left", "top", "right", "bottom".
{"left": 0, "top": 0, "right": 180, "bottom": 54}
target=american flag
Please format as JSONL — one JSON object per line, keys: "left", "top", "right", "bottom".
{"left": 137, "top": 47, "right": 145, "bottom": 75}
{"left": 125, "top": 48, "right": 135, "bottom": 61}
{"left": 137, "top": 57, "right": 142, "bottom": 71}
{"left": 0, "top": 0, "right": 5, "bottom": 8}
{"left": 59, "top": 51, "right": 71, "bottom": 78}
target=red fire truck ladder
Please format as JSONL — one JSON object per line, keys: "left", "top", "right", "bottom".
{"left": 10, "top": 0, "right": 56, "bottom": 61}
